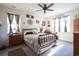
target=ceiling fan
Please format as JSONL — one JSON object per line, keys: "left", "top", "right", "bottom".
{"left": 37, "top": 3, "right": 54, "bottom": 13}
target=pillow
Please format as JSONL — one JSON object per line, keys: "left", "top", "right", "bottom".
{"left": 44, "top": 30, "right": 52, "bottom": 34}
{"left": 25, "top": 32, "right": 33, "bottom": 35}
{"left": 33, "top": 30, "right": 38, "bottom": 34}
{"left": 33, "top": 31, "right": 38, "bottom": 34}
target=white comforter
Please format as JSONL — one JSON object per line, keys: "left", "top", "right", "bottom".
{"left": 23, "top": 33, "right": 56, "bottom": 55}
{"left": 24, "top": 33, "right": 45, "bottom": 44}
{"left": 24, "top": 34, "right": 39, "bottom": 40}
{"left": 24, "top": 33, "right": 46, "bottom": 53}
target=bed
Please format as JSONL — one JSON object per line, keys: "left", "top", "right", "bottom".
{"left": 22, "top": 28, "right": 58, "bottom": 55}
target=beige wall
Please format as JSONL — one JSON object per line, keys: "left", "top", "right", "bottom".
{"left": 0, "top": 5, "right": 43, "bottom": 46}
{"left": 0, "top": 4, "right": 79, "bottom": 46}
{"left": 45, "top": 8, "right": 79, "bottom": 42}
{"left": 57, "top": 8, "right": 79, "bottom": 42}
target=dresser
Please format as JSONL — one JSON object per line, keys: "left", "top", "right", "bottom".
{"left": 73, "top": 18, "right": 79, "bottom": 56}
{"left": 9, "top": 34, "right": 24, "bottom": 47}
{"left": 74, "top": 33, "right": 79, "bottom": 56}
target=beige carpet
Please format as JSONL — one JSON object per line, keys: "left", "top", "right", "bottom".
{"left": 8, "top": 48, "right": 27, "bottom": 56}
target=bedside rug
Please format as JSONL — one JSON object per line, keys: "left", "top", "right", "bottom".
{"left": 8, "top": 48, "right": 27, "bottom": 56}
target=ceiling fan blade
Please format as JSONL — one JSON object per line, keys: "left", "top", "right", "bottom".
{"left": 47, "top": 9, "right": 54, "bottom": 11}
{"left": 36, "top": 9, "right": 43, "bottom": 11}
{"left": 38, "top": 4, "right": 43, "bottom": 8}
{"left": 47, "top": 3, "right": 54, "bottom": 8}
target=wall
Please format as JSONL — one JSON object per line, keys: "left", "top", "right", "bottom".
{"left": 0, "top": 4, "right": 78, "bottom": 46}
{"left": 41, "top": 17, "right": 53, "bottom": 33}
{"left": 45, "top": 8, "right": 79, "bottom": 42}
{"left": 57, "top": 8, "right": 79, "bottom": 42}
{"left": 0, "top": 5, "right": 43, "bottom": 46}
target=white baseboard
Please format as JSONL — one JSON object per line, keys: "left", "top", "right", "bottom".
{"left": 58, "top": 39, "right": 73, "bottom": 44}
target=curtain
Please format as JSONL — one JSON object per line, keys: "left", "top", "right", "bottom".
{"left": 58, "top": 18, "right": 61, "bottom": 32}
{"left": 15, "top": 15, "right": 20, "bottom": 32}
{"left": 63, "top": 17, "right": 67, "bottom": 32}
{"left": 53, "top": 18, "right": 56, "bottom": 32}
{"left": 7, "top": 13, "right": 13, "bottom": 34}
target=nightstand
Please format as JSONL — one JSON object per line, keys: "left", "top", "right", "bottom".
{"left": 9, "top": 34, "right": 24, "bottom": 47}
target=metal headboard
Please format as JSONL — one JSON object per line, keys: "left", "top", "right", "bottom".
{"left": 22, "top": 28, "right": 38, "bottom": 34}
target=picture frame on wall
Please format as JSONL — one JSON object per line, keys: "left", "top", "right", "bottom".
{"left": 26, "top": 14, "right": 34, "bottom": 19}
{"left": 48, "top": 25, "right": 50, "bottom": 27}
{"left": 27, "top": 19, "right": 33, "bottom": 25}
{"left": 48, "top": 21, "right": 50, "bottom": 27}
{"left": 48, "top": 21, "right": 50, "bottom": 24}
{"left": 26, "top": 14, "right": 30, "bottom": 18}
{"left": 31, "top": 16, "right": 34, "bottom": 19}
{"left": 36, "top": 20, "right": 39, "bottom": 23}
{"left": 0, "top": 21, "right": 2, "bottom": 28}
{"left": 42, "top": 21, "right": 45, "bottom": 26}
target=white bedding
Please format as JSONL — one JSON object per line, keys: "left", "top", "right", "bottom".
{"left": 24, "top": 33, "right": 43, "bottom": 54}
{"left": 24, "top": 33, "right": 45, "bottom": 45}
{"left": 24, "top": 33, "right": 44, "bottom": 40}
{"left": 24, "top": 30, "right": 55, "bottom": 54}
{"left": 24, "top": 34, "right": 39, "bottom": 43}
{"left": 24, "top": 34, "right": 38, "bottom": 40}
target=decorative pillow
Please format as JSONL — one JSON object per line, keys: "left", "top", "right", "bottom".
{"left": 25, "top": 32, "right": 33, "bottom": 35}
{"left": 44, "top": 30, "right": 52, "bottom": 34}
{"left": 33, "top": 30, "right": 38, "bottom": 34}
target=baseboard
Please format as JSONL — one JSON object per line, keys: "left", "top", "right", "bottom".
{"left": 59, "top": 39, "right": 73, "bottom": 44}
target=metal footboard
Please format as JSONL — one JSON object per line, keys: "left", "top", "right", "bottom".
{"left": 38, "top": 34, "right": 58, "bottom": 55}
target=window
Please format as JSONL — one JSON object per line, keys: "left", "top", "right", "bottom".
{"left": 52, "top": 18, "right": 56, "bottom": 32}
{"left": 11, "top": 16, "right": 18, "bottom": 33}
{"left": 7, "top": 13, "right": 20, "bottom": 34}
{"left": 7, "top": 15, "right": 10, "bottom": 33}
{"left": 52, "top": 16, "right": 70, "bottom": 32}
{"left": 65, "top": 16, "right": 70, "bottom": 32}
{"left": 60, "top": 17, "right": 65, "bottom": 32}
{"left": 55, "top": 18, "right": 59, "bottom": 32}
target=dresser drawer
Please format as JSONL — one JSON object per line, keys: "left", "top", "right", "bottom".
{"left": 74, "top": 19, "right": 79, "bottom": 32}
{"left": 9, "top": 34, "right": 23, "bottom": 46}
{"left": 74, "top": 33, "right": 79, "bottom": 56}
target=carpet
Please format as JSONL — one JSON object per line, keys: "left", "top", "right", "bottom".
{"left": 52, "top": 43, "right": 73, "bottom": 56}
{"left": 41, "top": 40, "right": 73, "bottom": 56}
{"left": 8, "top": 48, "right": 27, "bottom": 56}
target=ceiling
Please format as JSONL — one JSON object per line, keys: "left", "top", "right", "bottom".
{"left": 0, "top": 3, "right": 79, "bottom": 17}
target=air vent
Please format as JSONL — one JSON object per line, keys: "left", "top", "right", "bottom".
{"left": 11, "top": 5, "right": 16, "bottom": 8}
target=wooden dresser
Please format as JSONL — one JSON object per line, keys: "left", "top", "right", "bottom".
{"left": 74, "top": 33, "right": 79, "bottom": 56}
{"left": 73, "top": 18, "right": 79, "bottom": 56}
{"left": 9, "top": 34, "right": 24, "bottom": 47}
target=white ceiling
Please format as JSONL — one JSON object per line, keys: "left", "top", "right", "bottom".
{"left": 0, "top": 3, "right": 79, "bottom": 17}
